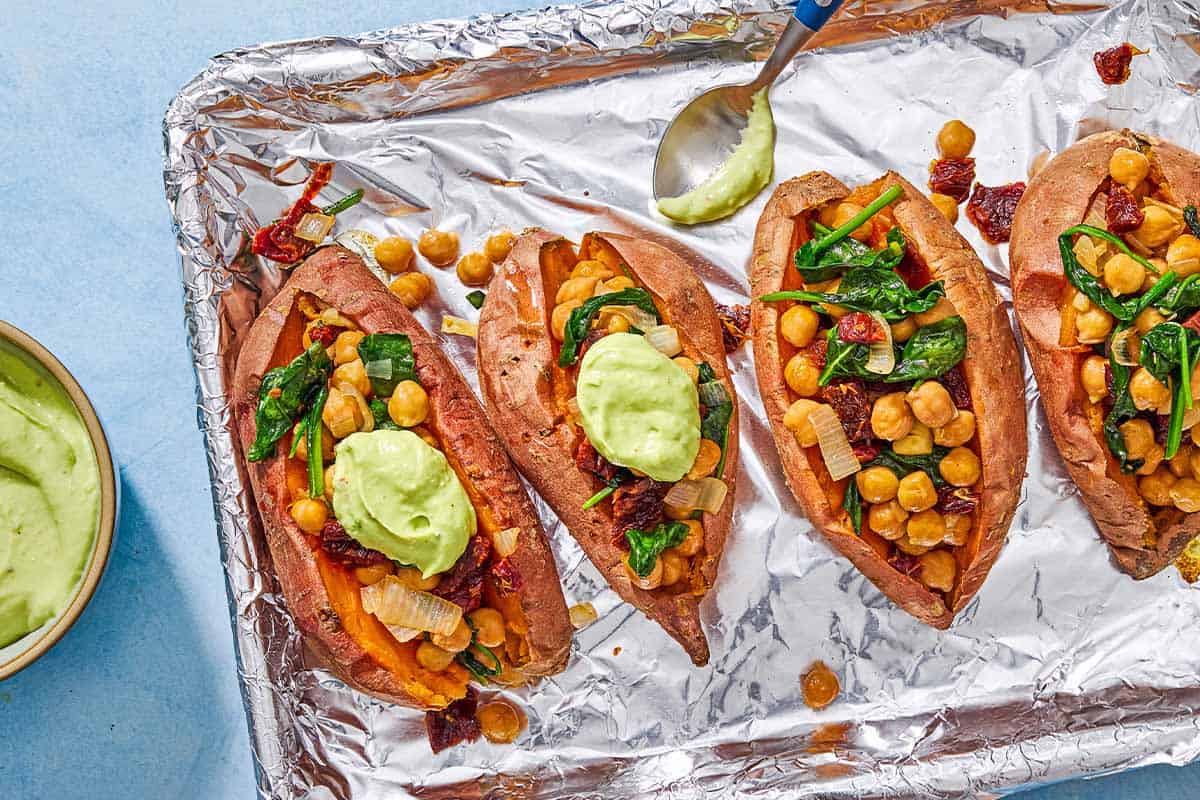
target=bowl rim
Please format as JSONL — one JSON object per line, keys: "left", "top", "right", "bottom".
{"left": 0, "top": 320, "right": 118, "bottom": 680}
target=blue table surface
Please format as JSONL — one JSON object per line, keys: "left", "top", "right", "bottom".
{"left": 0, "top": 1, "right": 1194, "bottom": 798}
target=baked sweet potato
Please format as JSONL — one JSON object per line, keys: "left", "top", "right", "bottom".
{"left": 1011, "top": 129, "right": 1200, "bottom": 579}
{"left": 751, "top": 171, "right": 1027, "bottom": 627}
{"left": 476, "top": 230, "right": 739, "bottom": 665}
{"left": 232, "top": 246, "right": 572, "bottom": 710}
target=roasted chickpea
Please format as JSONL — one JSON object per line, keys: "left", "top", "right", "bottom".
{"left": 687, "top": 439, "right": 723, "bottom": 480}
{"left": 891, "top": 316, "right": 918, "bottom": 342}
{"left": 353, "top": 563, "right": 393, "bottom": 586}
{"left": 477, "top": 700, "right": 524, "bottom": 744}
{"left": 1168, "top": 443, "right": 1193, "bottom": 477}
{"left": 894, "top": 533, "right": 933, "bottom": 556}
{"left": 1103, "top": 253, "right": 1145, "bottom": 295}
{"left": 606, "top": 314, "right": 631, "bottom": 334}
{"left": 671, "top": 520, "right": 705, "bottom": 557}
{"left": 293, "top": 422, "right": 335, "bottom": 462}
{"left": 784, "top": 353, "right": 821, "bottom": 397}
{"left": 323, "top": 387, "right": 364, "bottom": 438}
{"left": 833, "top": 202, "right": 873, "bottom": 242}
{"left": 389, "top": 272, "right": 434, "bottom": 309}
{"left": 1190, "top": 448, "right": 1200, "bottom": 481}
{"left": 431, "top": 618, "right": 472, "bottom": 653}
{"left": 375, "top": 236, "right": 415, "bottom": 274}
{"left": 418, "top": 228, "right": 460, "bottom": 266}
{"left": 1075, "top": 306, "right": 1114, "bottom": 344}
{"left": 868, "top": 500, "right": 909, "bottom": 540}
{"left": 817, "top": 202, "right": 840, "bottom": 228}
{"left": 1120, "top": 418, "right": 1156, "bottom": 460}
{"left": 1108, "top": 147, "right": 1150, "bottom": 190}
{"left": 456, "top": 251, "right": 493, "bottom": 286}
{"left": 468, "top": 608, "right": 507, "bottom": 648}
{"left": 943, "top": 513, "right": 971, "bottom": 546}
{"left": 907, "top": 509, "right": 946, "bottom": 547}
{"left": 780, "top": 304, "right": 820, "bottom": 347}
{"left": 871, "top": 392, "right": 915, "bottom": 441}
{"left": 1135, "top": 206, "right": 1183, "bottom": 249}
{"left": 918, "top": 549, "right": 958, "bottom": 592}
{"left": 1135, "top": 307, "right": 1168, "bottom": 334}
{"left": 1167, "top": 234, "right": 1200, "bottom": 276}
{"left": 551, "top": 299, "right": 583, "bottom": 342}
{"left": 1135, "top": 444, "right": 1165, "bottom": 476}
{"left": 290, "top": 497, "right": 328, "bottom": 534}
{"left": 570, "top": 259, "right": 613, "bottom": 280}
{"left": 395, "top": 565, "right": 440, "bottom": 592}
{"left": 1171, "top": 478, "right": 1200, "bottom": 512}
{"left": 939, "top": 446, "right": 981, "bottom": 487}
{"left": 660, "top": 551, "right": 686, "bottom": 587}
{"left": 915, "top": 297, "right": 956, "bottom": 327}
{"left": 856, "top": 466, "right": 900, "bottom": 504}
{"left": 484, "top": 230, "right": 517, "bottom": 263}
{"left": 1139, "top": 467, "right": 1178, "bottom": 506}
{"left": 416, "top": 640, "right": 456, "bottom": 672}
{"left": 332, "top": 359, "right": 371, "bottom": 398}
{"left": 784, "top": 399, "right": 825, "bottom": 448}
{"left": 623, "top": 553, "right": 663, "bottom": 590}
{"left": 934, "top": 410, "right": 976, "bottom": 448}
{"left": 556, "top": 276, "right": 600, "bottom": 305}
{"left": 388, "top": 380, "right": 429, "bottom": 427}
{"left": 907, "top": 381, "right": 956, "bottom": 428}
{"left": 604, "top": 275, "right": 636, "bottom": 292}
{"left": 1129, "top": 368, "right": 1171, "bottom": 412}
{"left": 929, "top": 193, "right": 959, "bottom": 222}
{"left": 894, "top": 421, "right": 934, "bottom": 456}
{"left": 323, "top": 465, "right": 337, "bottom": 502}
{"left": 1078, "top": 355, "right": 1109, "bottom": 404}
{"left": 333, "top": 330, "right": 365, "bottom": 365}
{"left": 897, "top": 471, "right": 938, "bottom": 512}
{"left": 937, "top": 119, "right": 976, "bottom": 159}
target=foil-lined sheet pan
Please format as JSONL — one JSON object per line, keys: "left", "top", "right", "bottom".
{"left": 162, "top": 1, "right": 1200, "bottom": 797}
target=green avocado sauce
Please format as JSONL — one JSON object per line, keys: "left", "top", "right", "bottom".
{"left": 0, "top": 340, "right": 101, "bottom": 648}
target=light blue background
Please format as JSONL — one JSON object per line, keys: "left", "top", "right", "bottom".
{"left": 0, "top": 2, "right": 1192, "bottom": 798}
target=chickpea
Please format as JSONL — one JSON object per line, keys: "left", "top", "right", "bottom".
{"left": 1129, "top": 368, "right": 1171, "bottom": 413}
{"left": 604, "top": 275, "right": 636, "bottom": 292}
{"left": 1120, "top": 418, "right": 1156, "bottom": 460}
{"left": 1171, "top": 477, "right": 1200, "bottom": 512}
{"left": 784, "top": 353, "right": 821, "bottom": 397}
{"left": 1103, "top": 253, "right": 1145, "bottom": 296}
{"left": 624, "top": 553, "right": 663, "bottom": 590}
{"left": 661, "top": 551, "right": 686, "bottom": 587}
{"left": 324, "top": 465, "right": 337, "bottom": 502}
{"left": 290, "top": 497, "right": 328, "bottom": 534}
{"left": 935, "top": 411, "right": 976, "bottom": 448}
{"left": 1139, "top": 467, "right": 1178, "bottom": 506}
{"left": 1135, "top": 206, "right": 1183, "bottom": 249}
{"left": 417, "top": 228, "right": 460, "bottom": 266}
{"left": 868, "top": 499, "right": 909, "bottom": 540}
{"left": 943, "top": 513, "right": 971, "bottom": 546}
{"left": 780, "top": 304, "right": 820, "bottom": 348}
{"left": 1191, "top": 447, "right": 1200, "bottom": 480}
{"left": 833, "top": 202, "right": 873, "bottom": 242}
{"left": 894, "top": 421, "right": 934, "bottom": 456}
{"left": 389, "top": 272, "right": 434, "bottom": 309}
{"left": 1135, "top": 444, "right": 1165, "bottom": 476}
{"left": 293, "top": 422, "right": 335, "bottom": 462}
{"left": 784, "top": 399, "right": 825, "bottom": 448}
{"left": 456, "top": 252, "right": 493, "bottom": 286}
{"left": 856, "top": 466, "right": 900, "bottom": 504}
{"left": 354, "top": 563, "right": 393, "bottom": 586}
{"left": 914, "top": 297, "right": 956, "bottom": 327}
{"left": 556, "top": 276, "right": 600, "bottom": 305}
{"left": 1077, "top": 355, "right": 1109, "bottom": 405}
{"left": 929, "top": 193, "right": 959, "bottom": 223}
{"left": 918, "top": 549, "right": 958, "bottom": 592}
{"left": 606, "top": 314, "right": 631, "bottom": 334}
{"left": 1135, "top": 308, "right": 1167, "bottom": 334}
{"left": 416, "top": 640, "right": 456, "bottom": 672}
{"left": 937, "top": 119, "right": 976, "bottom": 159}
{"left": 673, "top": 356, "right": 699, "bottom": 384}
{"left": 907, "top": 381, "right": 956, "bottom": 428}
{"left": 375, "top": 236, "right": 415, "bottom": 274}
{"left": 1108, "top": 147, "right": 1150, "bottom": 190}
{"left": 817, "top": 202, "right": 840, "bottom": 228}
{"left": 1168, "top": 443, "right": 1192, "bottom": 477}
{"left": 477, "top": 700, "right": 524, "bottom": 744}
{"left": 333, "top": 330, "right": 366, "bottom": 365}
{"left": 894, "top": 533, "right": 933, "bottom": 556}
{"left": 897, "top": 471, "right": 938, "bottom": 512}
{"left": 1167, "top": 234, "right": 1200, "bottom": 276}
{"left": 467, "top": 608, "right": 507, "bottom": 648}
{"left": 940, "top": 446, "right": 982, "bottom": 488}
{"left": 431, "top": 618, "right": 472, "bottom": 653}
{"left": 332, "top": 359, "right": 371, "bottom": 398}
{"left": 669, "top": 520, "right": 705, "bottom": 558}
{"left": 323, "top": 387, "right": 364, "bottom": 438}
{"left": 891, "top": 316, "right": 918, "bottom": 343}
{"left": 570, "top": 260, "right": 613, "bottom": 280}
{"left": 907, "top": 509, "right": 946, "bottom": 547}
{"left": 1075, "top": 306, "right": 1114, "bottom": 344}
{"left": 395, "top": 565, "right": 440, "bottom": 592}
{"left": 388, "top": 380, "right": 429, "bottom": 428}
{"left": 687, "top": 439, "right": 723, "bottom": 480}
{"left": 870, "top": 392, "right": 915, "bottom": 441}
{"left": 484, "top": 230, "right": 517, "bottom": 263}
{"left": 551, "top": 299, "right": 583, "bottom": 342}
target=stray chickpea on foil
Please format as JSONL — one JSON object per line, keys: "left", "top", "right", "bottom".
{"left": 163, "top": 0, "right": 1200, "bottom": 797}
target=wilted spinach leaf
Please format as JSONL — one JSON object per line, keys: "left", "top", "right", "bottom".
{"left": 763, "top": 265, "right": 943, "bottom": 322}
{"left": 1103, "top": 345, "right": 1143, "bottom": 472}
{"left": 1059, "top": 225, "right": 1171, "bottom": 321}
{"left": 843, "top": 478, "right": 863, "bottom": 534}
{"left": 369, "top": 398, "right": 402, "bottom": 431}
{"left": 357, "top": 333, "right": 417, "bottom": 398}
{"left": 1185, "top": 205, "right": 1200, "bottom": 238}
{"left": 886, "top": 316, "right": 967, "bottom": 382}
{"left": 625, "top": 522, "right": 689, "bottom": 577}
{"left": 248, "top": 342, "right": 332, "bottom": 462}
{"left": 559, "top": 288, "right": 660, "bottom": 367}
{"left": 697, "top": 364, "right": 734, "bottom": 477}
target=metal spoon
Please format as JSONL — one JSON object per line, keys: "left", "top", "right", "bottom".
{"left": 652, "top": 0, "right": 845, "bottom": 202}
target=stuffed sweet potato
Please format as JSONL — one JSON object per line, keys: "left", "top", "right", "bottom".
{"left": 751, "top": 171, "right": 1027, "bottom": 627}
{"left": 1011, "top": 129, "right": 1200, "bottom": 579}
{"left": 476, "top": 230, "right": 738, "bottom": 666}
{"left": 232, "top": 246, "right": 572, "bottom": 721}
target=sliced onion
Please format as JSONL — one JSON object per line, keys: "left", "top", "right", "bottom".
{"left": 360, "top": 575, "right": 462, "bottom": 635}
{"left": 694, "top": 477, "right": 729, "bottom": 513}
{"left": 603, "top": 304, "right": 658, "bottom": 331}
{"left": 664, "top": 477, "right": 729, "bottom": 516}
{"left": 365, "top": 359, "right": 393, "bottom": 383}
{"left": 644, "top": 324, "right": 683, "bottom": 357}
{"left": 385, "top": 624, "right": 423, "bottom": 644}
{"left": 296, "top": 212, "right": 335, "bottom": 243}
{"left": 441, "top": 315, "right": 478, "bottom": 338}
{"left": 809, "top": 404, "right": 861, "bottom": 481}
{"left": 568, "top": 602, "right": 598, "bottom": 630}
{"left": 334, "top": 228, "right": 382, "bottom": 271}
{"left": 492, "top": 527, "right": 520, "bottom": 559}
{"left": 325, "top": 388, "right": 360, "bottom": 439}
{"left": 1144, "top": 197, "right": 1185, "bottom": 218}
{"left": 337, "top": 381, "right": 374, "bottom": 433}
{"left": 319, "top": 307, "right": 357, "bottom": 329}
{"left": 865, "top": 311, "right": 895, "bottom": 375}
{"left": 1111, "top": 327, "right": 1140, "bottom": 366}
{"left": 1072, "top": 235, "right": 1102, "bottom": 276}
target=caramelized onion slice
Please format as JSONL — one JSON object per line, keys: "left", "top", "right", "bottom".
{"left": 810, "top": 404, "right": 861, "bottom": 481}
{"left": 664, "top": 477, "right": 729, "bottom": 517}
{"left": 385, "top": 624, "right": 423, "bottom": 643}
{"left": 442, "top": 315, "right": 478, "bottom": 338}
{"left": 492, "top": 527, "right": 520, "bottom": 559}
{"left": 296, "top": 212, "right": 335, "bottom": 243}
{"left": 644, "top": 324, "right": 683, "bottom": 357}
{"left": 337, "top": 381, "right": 374, "bottom": 433}
{"left": 361, "top": 575, "right": 463, "bottom": 635}
{"left": 603, "top": 304, "right": 658, "bottom": 331}
{"left": 865, "top": 311, "right": 895, "bottom": 375}
{"left": 1111, "top": 327, "right": 1140, "bottom": 366}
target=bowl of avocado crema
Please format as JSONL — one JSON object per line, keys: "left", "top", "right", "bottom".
{"left": 0, "top": 321, "right": 117, "bottom": 679}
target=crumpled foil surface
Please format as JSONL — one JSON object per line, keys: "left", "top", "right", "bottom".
{"left": 162, "top": 0, "right": 1200, "bottom": 797}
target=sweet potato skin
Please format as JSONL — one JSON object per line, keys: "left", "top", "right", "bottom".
{"left": 1011, "top": 130, "right": 1200, "bottom": 578}
{"left": 476, "top": 230, "right": 739, "bottom": 666}
{"left": 750, "top": 171, "right": 1027, "bottom": 627}
{"left": 231, "top": 246, "right": 572, "bottom": 708}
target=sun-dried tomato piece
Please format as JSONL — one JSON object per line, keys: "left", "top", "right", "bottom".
{"left": 612, "top": 478, "right": 670, "bottom": 542}
{"left": 966, "top": 182, "right": 1026, "bottom": 244}
{"left": 820, "top": 379, "right": 872, "bottom": 443}
{"left": 836, "top": 312, "right": 886, "bottom": 344}
{"left": 308, "top": 321, "right": 338, "bottom": 347}
{"left": 319, "top": 519, "right": 389, "bottom": 567}
{"left": 929, "top": 158, "right": 976, "bottom": 203}
{"left": 1106, "top": 187, "right": 1145, "bottom": 233}
{"left": 1183, "top": 310, "right": 1200, "bottom": 336}
{"left": 715, "top": 302, "right": 751, "bottom": 353}
{"left": 575, "top": 437, "right": 620, "bottom": 483}
{"left": 490, "top": 558, "right": 523, "bottom": 595}
{"left": 433, "top": 534, "right": 492, "bottom": 613}
{"left": 1094, "top": 42, "right": 1146, "bottom": 86}
{"left": 251, "top": 163, "right": 334, "bottom": 264}
{"left": 940, "top": 365, "right": 972, "bottom": 411}
{"left": 937, "top": 485, "right": 979, "bottom": 514}
{"left": 426, "top": 687, "right": 482, "bottom": 753}
{"left": 852, "top": 442, "right": 880, "bottom": 463}
{"left": 889, "top": 552, "right": 922, "bottom": 578}
{"left": 802, "top": 336, "right": 828, "bottom": 371}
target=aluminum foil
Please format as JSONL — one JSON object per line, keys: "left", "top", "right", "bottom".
{"left": 162, "top": 1, "right": 1200, "bottom": 797}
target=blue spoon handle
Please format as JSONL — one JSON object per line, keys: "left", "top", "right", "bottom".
{"left": 793, "top": 0, "right": 844, "bottom": 31}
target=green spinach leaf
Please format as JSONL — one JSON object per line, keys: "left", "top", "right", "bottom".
{"left": 762, "top": 267, "right": 944, "bottom": 322}
{"left": 466, "top": 290, "right": 486, "bottom": 310}
{"left": 794, "top": 224, "right": 907, "bottom": 283}
{"left": 886, "top": 316, "right": 967, "bottom": 382}
{"left": 843, "top": 478, "right": 863, "bottom": 535}
{"left": 357, "top": 333, "right": 418, "bottom": 398}
{"left": 248, "top": 342, "right": 333, "bottom": 462}
{"left": 559, "top": 288, "right": 660, "bottom": 367}
{"left": 1185, "top": 205, "right": 1200, "bottom": 239}
{"left": 369, "top": 398, "right": 402, "bottom": 431}
{"left": 818, "top": 327, "right": 878, "bottom": 385}
{"left": 697, "top": 364, "right": 734, "bottom": 477}
{"left": 304, "top": 385, "right": 328, "bottom": 497}
{"left": 625, "top": 522, "right": 689, "bottom": 577}
{"left": 1136, "top": 322, "right": 1200, "bottom": 458}
{"left": 1158, "top": 273, "right": 1200, "bottom": 316}
{"left": 1059, "top": 225, "right": 1165, "bottom": 321}
{"left": 1103, "top": 344, "right": 1143, "bottom": 472}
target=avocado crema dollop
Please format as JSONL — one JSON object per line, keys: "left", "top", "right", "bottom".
{"left": 576, "top": 332, "right": 701, "bottom": 482}
{"left": 332, "top": 429, "right": 474, "bottom": 579}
